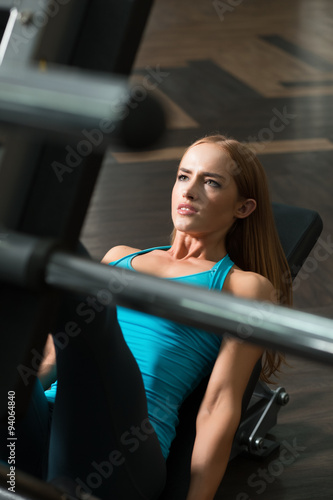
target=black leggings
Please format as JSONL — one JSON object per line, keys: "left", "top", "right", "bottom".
{"left": 0, "top": 288, "right": 166, "bottom": 499}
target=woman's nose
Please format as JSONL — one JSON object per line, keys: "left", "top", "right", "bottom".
{"left": 182, "top": 181, "right": 198, "bottom": 200}
{"left": 182, "top": 188, "right": 195, "bottom": 200}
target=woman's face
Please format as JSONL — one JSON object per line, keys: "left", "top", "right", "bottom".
{"left": 171, "top": 142, "right": 244, "bottom": 239}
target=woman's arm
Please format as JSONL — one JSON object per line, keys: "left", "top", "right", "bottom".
{"left": 37, "top": 334, "right": 57, "bottom": 390}
{"left": 186, "top": 273, "right": 277, "bottom": 500}
{"left": 186, "top": 339, "right": 263, "bottom": 500}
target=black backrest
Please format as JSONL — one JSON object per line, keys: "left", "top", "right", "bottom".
{"left": 272, "top": 203, "right": 323, "bottom": 278}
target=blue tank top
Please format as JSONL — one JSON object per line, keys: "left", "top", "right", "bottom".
{"left": 111, "top": 246, "right": 234, "bottom": 459}
{"left": 44, "top": 247, "right": 234, "bottom": 460}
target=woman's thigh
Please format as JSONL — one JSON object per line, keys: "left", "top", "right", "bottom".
{"left": 48, "top": 289, "right": 166, "bottom": 500}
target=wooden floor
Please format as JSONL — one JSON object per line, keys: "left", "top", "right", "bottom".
{"left": 80, "top": 1, "right": 333, "bottom": 498}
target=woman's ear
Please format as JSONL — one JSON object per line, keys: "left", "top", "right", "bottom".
{"left": 235, "top": 198, "right": 257, "bottom": 219}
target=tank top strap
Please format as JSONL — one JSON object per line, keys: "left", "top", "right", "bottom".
{"left": 209, "top": 254, "right": 234, "bottom": 291}
{"left": 109, "top": 246, "right": 171, "bottom": 269}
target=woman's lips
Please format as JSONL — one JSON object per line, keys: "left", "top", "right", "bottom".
{"left": 177, "top": 204, "right": 198, "bottom": 215}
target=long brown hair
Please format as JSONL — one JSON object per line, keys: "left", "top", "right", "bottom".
{"left": 174, "top": 134, "right": 293, "bottom": 382}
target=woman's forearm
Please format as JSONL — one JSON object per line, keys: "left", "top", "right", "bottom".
{"left": 186, "top": 408, "right": 239, "bottom": 500}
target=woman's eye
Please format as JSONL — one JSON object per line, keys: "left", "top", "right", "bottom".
{"left": 178, "top": 174, "right": 188, "bottom": 181}
{"left": 206, "top": 179, "right": 221, "bottom": 188}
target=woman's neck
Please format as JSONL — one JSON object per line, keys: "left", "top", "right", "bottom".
{"left": 168, "top": 232, "right": 227, "bottom": 262}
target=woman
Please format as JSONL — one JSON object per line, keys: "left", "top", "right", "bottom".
{"left": 1, "top": 135, "right": 292, "bottom": 500}
{"left": 101, "top": 134, "right": 292, "bottom": 499}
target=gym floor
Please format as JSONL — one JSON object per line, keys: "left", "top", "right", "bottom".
{"left": 81, "top": 1, "right": 333, "bottom": 498}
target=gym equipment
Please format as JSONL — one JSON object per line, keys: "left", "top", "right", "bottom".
{"left": 0, "top": 64, "right": 164, "bottom": 146}
{"left": 0, "top": 1, "right": 329, "bottom": 499}
{"left": 0, "top": 0, "right": 163, "bottom": 423}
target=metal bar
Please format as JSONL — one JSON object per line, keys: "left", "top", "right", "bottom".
{"left": 0, "top": 7, "right": 17, "bottom": 66}
{"left": 0, "top": 64, "right": 130, "bottom": 137}
{"left": 46, "top": 252, "right": 333, "bottom": 366}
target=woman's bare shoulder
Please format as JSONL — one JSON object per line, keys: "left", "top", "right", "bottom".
{"left": 224, "top": 266, "right": 277, "bottom": 303}
{"left": 101, "top": 245, "right": 141, "bottom": 264}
